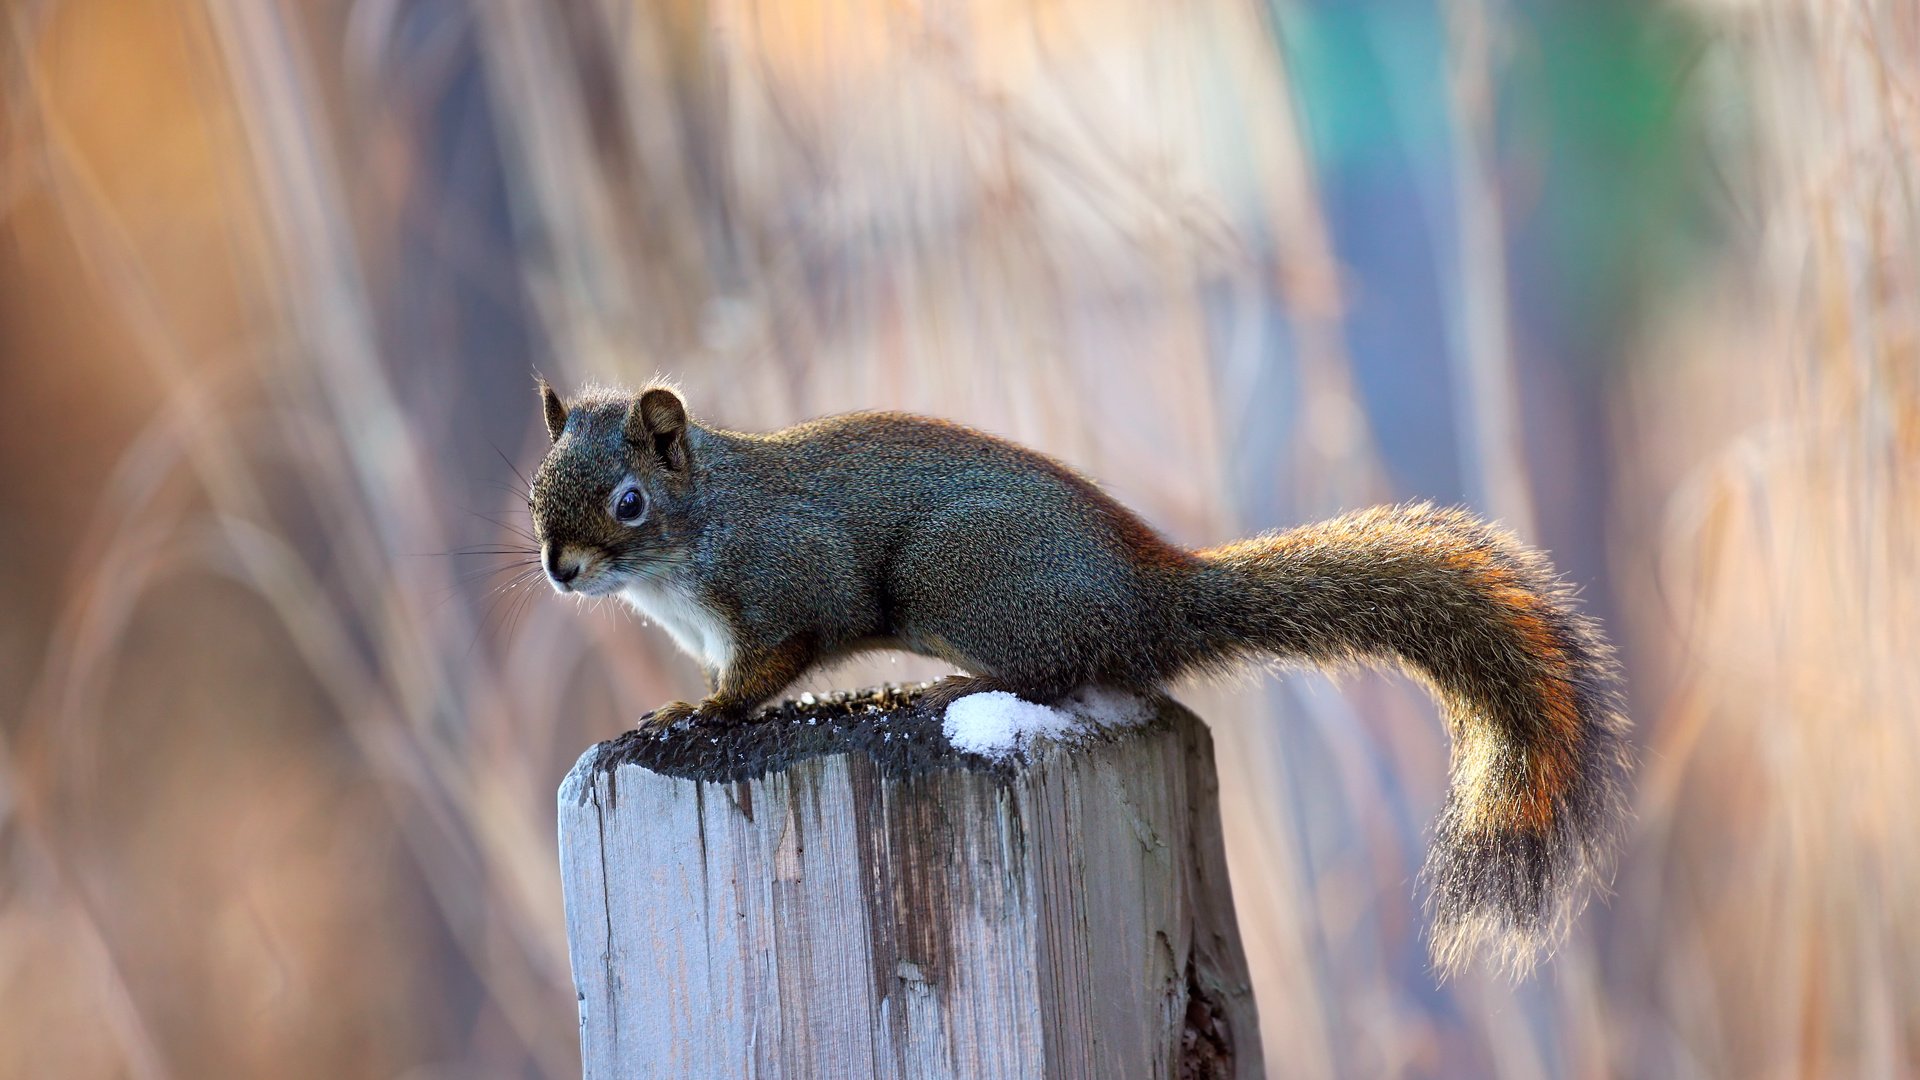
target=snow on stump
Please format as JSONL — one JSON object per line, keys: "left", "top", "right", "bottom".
{"left": 556, "top": 686, "right": 1263, "bottom": 1080}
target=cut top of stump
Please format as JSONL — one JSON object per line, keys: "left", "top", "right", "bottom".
{"left": 557, "top": 685, "right": 1263, "bottom": 1080}
{"left": 564, "top": 684, "right": 1169, "bottom": 795}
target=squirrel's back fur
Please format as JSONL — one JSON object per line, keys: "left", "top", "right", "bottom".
{"left": 530, "top": 384, "right": 1632, "bottom": 976}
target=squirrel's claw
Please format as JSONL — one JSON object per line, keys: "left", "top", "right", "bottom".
{"left": 637, "top": 700, "right": 700, "bottom": 733}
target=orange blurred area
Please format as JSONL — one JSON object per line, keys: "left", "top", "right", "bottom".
{"left": 2, "top": 0, "right": 1916, "bottom": 1076}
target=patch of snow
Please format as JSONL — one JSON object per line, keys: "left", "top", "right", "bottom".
{"left": 941, "top": 686, "right": 1155, "bottom": 759}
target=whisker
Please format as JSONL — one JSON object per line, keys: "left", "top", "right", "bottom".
{"left": 466, "top": 509, "right": 539, "bottom": 543}
{"left": 496, "top": 574, "right": 545, "bottom": 653}
{"left": 492, "top": 441, "right": 533, "bottom": 494}
{"left": 468, "top": 566, "right": 547, "bottom": 660}
{"left": 401, "top": 547, "right": 539, "bottom": 558}
{"left": 448, "top": 561, "right": 539, "bottom": 589}
{"left": 423, "top": 560, "right": 540, "bottom": 613}
{"left": 485, "top": 480, "right": 536, "bottom": 503}
{"left": 486, "top": 565, "right": 544, "bottom": 598}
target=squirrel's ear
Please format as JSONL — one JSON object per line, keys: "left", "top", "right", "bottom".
{"left": 629, "top": 387, "right": 689, "bottom": 472}
{"left": 539, "top": 380, "right": 569, "bottom": 444}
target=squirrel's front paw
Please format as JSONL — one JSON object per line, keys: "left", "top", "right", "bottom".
{"left": 637, "top": 700, "right": 701, "bottom": 733}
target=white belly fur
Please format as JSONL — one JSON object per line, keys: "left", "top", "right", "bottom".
{"left": 620, "top": 575, "right": 736, "bottom": 673}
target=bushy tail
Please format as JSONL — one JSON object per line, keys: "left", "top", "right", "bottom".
{"left": 1183, "top": 503, "right": 1631, "bottom": 976}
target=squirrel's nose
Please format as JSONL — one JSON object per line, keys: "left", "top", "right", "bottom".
{"left": 544, "top": 546, "right": 580, "bottom": 586}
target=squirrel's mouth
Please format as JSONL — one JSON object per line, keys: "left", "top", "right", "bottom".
{"left": 544, "top": 544, "right": 622, "bottom": 596}
{"left": 560, "top": 572, "right": 625, "bottom": 598}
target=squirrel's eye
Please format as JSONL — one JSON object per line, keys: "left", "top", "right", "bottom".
{"left": 614, "top": 488, "right": 644, "bottom": 522}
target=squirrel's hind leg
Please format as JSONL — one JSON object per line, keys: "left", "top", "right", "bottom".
{"left": 917, "top": 672, "right": 1086, "bottom": 713}
{"left": 919, "top": 674, "right": 1017, "bottom": 711}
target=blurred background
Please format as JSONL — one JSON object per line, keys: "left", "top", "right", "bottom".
{"left": 2, "top": 0, "right": 1915, "bottom": 1076}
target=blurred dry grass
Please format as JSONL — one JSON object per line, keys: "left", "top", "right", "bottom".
{"left": 0, "top": 0, "right": 1915, "bottom": 1076}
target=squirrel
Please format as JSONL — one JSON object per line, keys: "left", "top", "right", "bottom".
{"left": 528, "top": 379, "right": 1631, "bottom": 976}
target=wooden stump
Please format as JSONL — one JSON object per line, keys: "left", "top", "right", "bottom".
{"left": 556, "top": 687, "right": 1262, "bottom": 1079}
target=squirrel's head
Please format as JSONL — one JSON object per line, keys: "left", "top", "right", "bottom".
{"left": 528, "top": 380, "right": 695, "bottom": 596}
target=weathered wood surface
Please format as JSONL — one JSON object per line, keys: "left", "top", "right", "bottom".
{"left": 557, "top": 688, "right": 1262, "bottom": 1080}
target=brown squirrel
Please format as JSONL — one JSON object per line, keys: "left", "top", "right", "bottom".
{"left": 528, "top": 380, "right": 1630, "bottom": 976}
